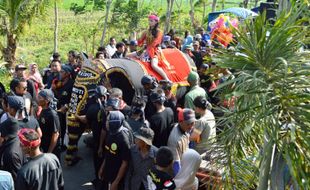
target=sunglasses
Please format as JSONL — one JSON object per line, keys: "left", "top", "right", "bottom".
{"left": 20, "top": 86, "right": 27, "bottom": 91}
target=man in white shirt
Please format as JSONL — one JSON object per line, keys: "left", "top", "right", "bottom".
{"left": 105, "top": 37, "right": 117, "bottom": 58}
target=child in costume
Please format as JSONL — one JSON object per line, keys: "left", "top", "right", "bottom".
{"left": 137, "top": 14, "right": 170, "bottom": 81}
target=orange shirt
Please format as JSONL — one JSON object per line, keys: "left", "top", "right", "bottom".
{"left": 138, "top": 29, "right": 163, "bottom": 59}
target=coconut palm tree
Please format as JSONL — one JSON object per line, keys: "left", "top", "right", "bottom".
{"left": 0, "top": 0, "right": 50, "bottom": 70}
{"left": 206, "top": 2, "right": 310, "bottom": 189}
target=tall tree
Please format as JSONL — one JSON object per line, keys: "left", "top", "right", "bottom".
{"left": 164, "top": 0, "right": 175, "bottom": 33}
{"left": 201, "top": 0, "right": 207, "bottom": 25}
{"left": 174, "top": 0, "right": 183, "bottom": 32}
{"left": 126, "top": 0, "right": 149, "bottom": 34}
{"left": 0, "top": 0, "right": 50, "bottom": 70}
{"left": 212, "top": 0, "right": 217, "bottom": 12}
{"left": 100, "top": 0, "right": 112, "bottom": 47}
{"left": 243, "top": 0, "right": 249, "bottom": 8}
{"left": 254, "top": 0, "right": 259, "bottom": 7}
{"left": 189, "top": 0, "right": 199, "bottom": 29}
{"left": 54, "top": 1, "right": 59, "bottom": 53}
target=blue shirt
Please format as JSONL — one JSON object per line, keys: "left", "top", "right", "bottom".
{"left": 0, "top": 170, "right": 14, "bottom": 190}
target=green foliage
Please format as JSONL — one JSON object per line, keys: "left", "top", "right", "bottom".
{"left": 0, "top": 0, "right": 51, "bottom": 37}
{"left": 126, "top": 0, "right": 150, "bottom": 30}
{"left": 210, "top": 3, "right": 310, "bottom": 189}
{"left": 0, "top": 66, "right": 12, "bottom": 91}
{"left": 70, "top": 0, "right": 106, "bottom": 15}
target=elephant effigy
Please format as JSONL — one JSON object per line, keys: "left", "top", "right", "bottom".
{"left": 65, "top": 48, "right": 196, "bottom": 164}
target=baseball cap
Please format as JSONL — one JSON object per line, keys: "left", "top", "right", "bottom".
{"left": 200, "top": 63, "right": 209, "bottom": 69}
{"left": 141, "top": 75, "right": 154, "bottom": 85}
{"left": 134, "top": 127, "right": 154, "bottom": 145}
{"left": 38, "top": 89, "right": 54, "bottom": 102}
{"left": 130, "top": 40, "right": 138, "bottom": 46}
{"left": 7, "top": 96, "right": 25, "bottom": 110}
{"left": 195, "top": 34, "right": 202, "bottom": 39}
{"left": 108, "top": 111, "right": 125, "bottom": 134}
{"left": 150, "top": 91, "right": 166, "bottom": 104}
{"left": 61, "top": 64, "right": 73, "bottom": 74}
{"left": 15, "top": 64, "right": 27, "bottom": 71}
{"left": 106, "top": 98, "right": 120, "bottom": 110}
{"left": 187, "top": 71, "right": 199, "bottom": 83}
{"left": 177, "top": 108, "right": 196, "bottom": 124}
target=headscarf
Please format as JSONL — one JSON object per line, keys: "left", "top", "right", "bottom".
{"left": 174, "top": 149, "right": 202, "bottom": 190}
{"left": 148, "top": 14, "right": 159, "bottom": 22}
{"left": 28, "top": 63, "right": 43, "bottom": 87}
{"left": 182, "top": 35, "right": 193, "bottom": 51}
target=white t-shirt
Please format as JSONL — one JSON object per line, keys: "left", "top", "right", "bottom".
{"left": 105, "top": 44, "right": 117, "bottom": 58}
{"left": 193, "top": 110, "right": 216, "bottom": 154}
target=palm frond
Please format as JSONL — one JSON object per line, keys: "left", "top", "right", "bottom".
{"left": 209, "top": 2, "right": 310, "bottom": 189}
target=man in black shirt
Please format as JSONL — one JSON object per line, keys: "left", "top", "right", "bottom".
{"left": 98, "top": 111, "right": 132, "bottom": 190}
{"left": 37, "top": 89, "right": 61, "bottom": 159}
{"left": 160, "top": 80, "right": 177, "bottom": 121}
{"left": 149, "top": 91, "right": 175, "bottom": 148}
{"left": 141, "top": 75, "right": 158, "bottom": 121}
{"left": 14, "top": 64, "right": 37, "bottom": 102}
{"left": 16, "top": 128, "right": 64, "bottom": 190}
{"left": 9, "top": 77, "right": 37, "bottom": 116}
{"left": 0, "top": 118, "right": 24, "bottom": 181}
{"left": 75, "top": 85, "right": 109, "bottom": 183}
{"left": 112, "top": 42, "right": 126, "bottom": 59}
{"left": 192, "top": 41, "right": 203, "bottom": 69}
{"left": 52, "top": 64, "right": 74, "bottom": 151}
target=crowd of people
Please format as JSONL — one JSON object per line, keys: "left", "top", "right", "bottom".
{"left": 0, "top": 14, "right": 236, "bottom": 190}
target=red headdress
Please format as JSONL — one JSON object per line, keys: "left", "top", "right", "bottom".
{"left": 148, "top": 14, "right": 159, "bottom": 22}
{"left": 18, "top": 128, "right": 41, "bottom": 148}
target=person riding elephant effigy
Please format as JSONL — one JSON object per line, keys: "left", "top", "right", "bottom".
{"left": 136, "top": 14, "right": 170, "bottom": 81}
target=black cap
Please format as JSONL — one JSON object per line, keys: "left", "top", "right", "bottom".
{"left": 0, "top": 118, "right": 19, "bottom": 138}
{"left": 7, "top": 96, "right": 25, "bottom": 110}
{"left": 150, "top": 91, "right": 166, "bottom": 104}
{"left": 61, "top": 64, "right": 73, "bottom": 74}
{"left": 130, "top": 40, "right": 137, "bottom": 46}
{"left": 15, "top": 64, "right": 27, "bottom": 71}
{"left": 38, "top": 89, "right": 54, "bottom": 102}
{"left": 141, "top": 75, "right": 154, "bottom": 85}
{"left": 106, "top": 98, "right": 120, "bottom": 110}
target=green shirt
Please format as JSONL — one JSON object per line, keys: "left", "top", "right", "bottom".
{"left": 184, "top": 85, "right": 207, "bottom": 109}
